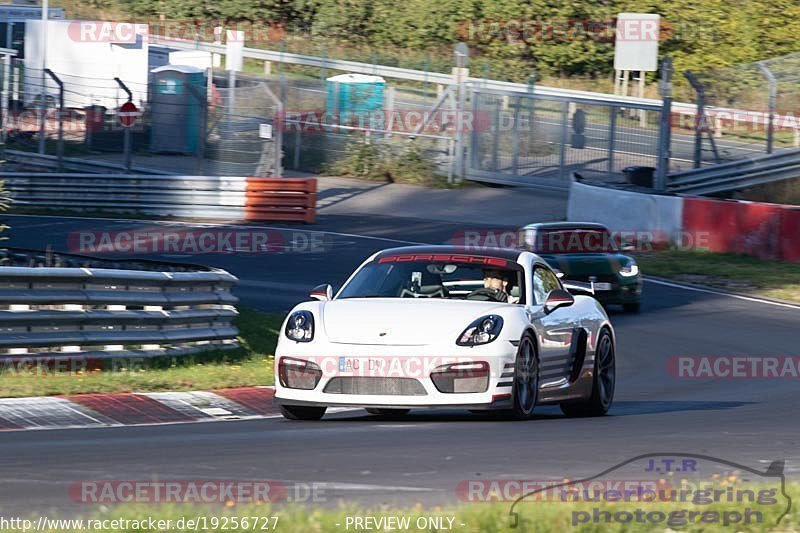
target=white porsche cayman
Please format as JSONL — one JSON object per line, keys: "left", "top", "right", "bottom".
{"left": 274, "top": 246, "right": 616, "bottom": 420}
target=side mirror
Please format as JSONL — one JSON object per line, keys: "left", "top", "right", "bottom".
{"left": 561, "top": 280, "right": 595, "bottom": 296}
{"left": 310, "top": 284, "right": 333, "bottom": 301}
{"left": 543, "top": 289, "right": 575, "bottom": 314}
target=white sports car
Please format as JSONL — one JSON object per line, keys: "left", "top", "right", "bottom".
{"left": 274, "top": 246, "right": 616, "bottom": 420}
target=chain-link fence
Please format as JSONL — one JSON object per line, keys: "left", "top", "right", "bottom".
{"left": 268, "top": 76, "right": 453, "bottom": 178}
{"left": 684, "top": 52, "right": 800, "bottom": 168}
{"left": 468, "top": 89, "right": 664, "bottom": 187}
{"left": 0, "top": 45, "right": 681, "bottom": 191}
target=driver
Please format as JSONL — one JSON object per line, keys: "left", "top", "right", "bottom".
{"left": 481, "top": 269, "right": 514, "bottom": 303}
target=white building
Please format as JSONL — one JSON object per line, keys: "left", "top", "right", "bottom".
{"left": 24, "top": 19, "right": 150, "bottom": 109}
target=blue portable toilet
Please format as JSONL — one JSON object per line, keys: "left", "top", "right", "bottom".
{"left": 149, "top": 65, "right": 207, "bottom": 154}
{"left": 326, "top": 73, "right": 385, "bottom": 128}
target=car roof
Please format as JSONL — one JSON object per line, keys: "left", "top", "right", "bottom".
{"left": 374, "top": 245, "right": 524, "bottom": 263}
{"left": 521, "top": 221, "right": 609, "bottom": 231}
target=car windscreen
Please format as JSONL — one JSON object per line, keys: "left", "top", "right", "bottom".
{"left": 337, "top": 255, "right": 524, "bottom": 303}
{"left": 533, "top": 229, "right": 617, "bottom": 253}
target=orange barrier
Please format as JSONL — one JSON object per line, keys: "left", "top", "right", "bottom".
{"left": 244, "top": 177, "right": 317, "bottom": 223}
{"left": 682, "top": 197, "right": 798, "bottom": 262}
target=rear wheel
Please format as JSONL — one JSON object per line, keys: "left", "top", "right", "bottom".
{"left": 560, "top": 328, "right": 615, "bottom": 417}
{"left": 365, "top": 408, "right": 410, "bottom": 416}
{"left": 280, "top": 405, "right": 327, "bottom": 420}
{"left": 509, "top": 332, "right": 539, "bottom": 420}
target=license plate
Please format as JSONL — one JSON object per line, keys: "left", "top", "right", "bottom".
{"left": 593, "top": 282, "right": 613, "bottom": 291}
{"left": 338, "top": 357, "right": 383, "bottom": 373}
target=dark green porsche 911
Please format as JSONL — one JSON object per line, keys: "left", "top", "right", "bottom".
{"left": 519, "top": 222, "right": 643, "bottom": 312}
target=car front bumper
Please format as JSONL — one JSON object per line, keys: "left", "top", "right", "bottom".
{"left": 592, "top": 278, "right": 642, "bottom": 305}
{"left": 274, "top": 340, "right": 519, "bottom": 409}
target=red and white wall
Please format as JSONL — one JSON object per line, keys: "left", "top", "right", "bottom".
{"left": 568, "top": 180, "right": 800, "bottom": 262}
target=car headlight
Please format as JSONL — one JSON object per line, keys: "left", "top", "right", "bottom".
{"left": 619, "top": 262, "right": 639, "bottom": 277}
{"left": 456, "top": 315, "right": 504, "bottom": 346}
{"left": 285, "top": 311, "right": 314, "bottom": 342}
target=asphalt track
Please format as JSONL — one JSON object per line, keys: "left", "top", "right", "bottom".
{"left": 1, "top": 213, "right": 799, "bottom": 516}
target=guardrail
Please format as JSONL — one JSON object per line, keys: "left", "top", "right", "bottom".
{"left": 667, "top": 148, "right": 800, "bottom": 195}
{"left": 2, "top": 174, "right": 317, "bottom": 223}
{"left": 4, "top": 150, "right": 177, "bottom": 175}
{"left": 0, "top": 248, "right": 239, "bottom": 358}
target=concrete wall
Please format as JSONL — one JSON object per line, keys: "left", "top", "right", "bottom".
{"left": 567, "top": 178, "right": 800, "bottom": 262}
{"left": 567, "top": 180, "right": 684, "bottom": 245}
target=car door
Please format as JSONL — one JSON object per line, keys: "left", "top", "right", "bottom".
{"left": 528, "top": 264, "right": 577, "bottom": 387}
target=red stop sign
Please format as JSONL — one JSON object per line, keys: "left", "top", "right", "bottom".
{"left": 118, "top": 101, "right": 139, "bottom": 127}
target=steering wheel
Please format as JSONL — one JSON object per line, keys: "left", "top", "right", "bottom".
{"left": 466, "top": 288, "right": 508, "bottom": 302}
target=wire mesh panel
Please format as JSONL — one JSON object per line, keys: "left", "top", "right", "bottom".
{"left": 271, "top": 76, "right": 452, "bottom": 177}
{"left": 467, "top": 87, "right": 662, "bottom": 186}
{"left": 207, "top": 77, "right": 279, "bottom": 177}
{"left": 688, "top": 63, "right": 773, "bottom": 167}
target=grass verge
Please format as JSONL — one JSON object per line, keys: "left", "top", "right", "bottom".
{"left": 7, "top": 485, "right": 799, "bottom": 532}
{"left": 638, "top": 249, "right": 800, "bottom": 304}
{"left": 0, "top": 307, "right": 281, "bottom": 398}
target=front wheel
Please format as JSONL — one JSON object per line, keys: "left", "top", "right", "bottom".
{"left": 510, "top": 332, "right": 539, "bottom": 420}
{"left": 560, "top": 328, "right": 615, "bottom": 417}
{"left": 280, "top": 404, "right": 327, "bottom": 420}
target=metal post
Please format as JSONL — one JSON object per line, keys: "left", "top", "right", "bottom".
{"left": 638, "top": 70, "right": 646, "bottom": 127}
{"left": 280, "top": 76, "right": 288, "bottom": 174}
{"left": 511, "top": 96, "right": 521, "bottom": 175}
{"left": 558, "top": 100, "right": 569, "bottom": 180}
{"left": 685, "top": 71, "right": 704, "bottom": 169}
{"left": 320, "top": 43, "right": 327, "bottom": 81}
{"left": 491, "top": 100, "right": 500, "bottom": 171}
{"left": 757, "top": 61, "right": 777, "bottom": 154}
{"left": 1, "top": 54, "right": 10, "bottom": 145}
{"left": 113, "top": 77, "right": 133, "bottom": 172}
{"left": 38, "top": 0, "right": 48, "bottom": 154}
{"left": 263, "top": 81, "right": 283, "bottom": 178}
{"left": 228, "top": 69, "right": 236, "bottom": 119}
{"left": 527, "top": 70, "right": 536, "bottom": 141}
{"left": 44, "top": 69, "right": 63, "bottom": 170}
{"left": 607, "top": 106, "right": 617, "bottom": 175}
{"left": 453, "top": 43, "right": 469, "bottom": 184}
{"left": 188, "top": 84, "right": 206, "bottom": 175}
{"left": 655, "top": 57, "right": 674, "bottom": 191}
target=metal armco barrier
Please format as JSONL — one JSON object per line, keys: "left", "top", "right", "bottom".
{"left": 2, "top": 174, "right": 317, "bottom": 223}
{"left": 0, "top": 248, "right": 240, "bottom": 358}
{"left": 667, "top": 149, "right": 800, "bottom": 195}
